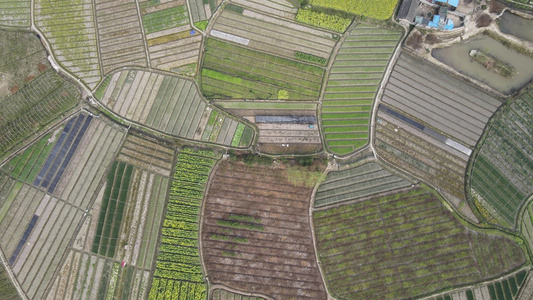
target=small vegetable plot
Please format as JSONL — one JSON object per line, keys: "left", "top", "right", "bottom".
{"left": 140, "top": 0, "right": 202, "bottom": 73}
{"left": 472, "top": 88, "right": 533, "bottom": 228}
{"left": 34, "top": 0, "right": 102, "bottom": 89}
{"left": 231, "top": 0, "right": 297, "bottom": 19}
{"left": 94, "top": 0, "right": 148, "bottom": 74}
{"left": 201, "top": 38, "right": 325, "bottom": 100}
{"left": 116, "top": 134, "right": 174, "bottom": 177}
{"left": 202, "top": 160, "right": 327, "bottom": 299}
{"left": 314, "top": 186, "right": 526, "bottom": 299}
{"left": 148, "top": 149, "right": 218, "bottom": 300}
{"left": 96, "top": 70, "right": 253, "bottom": 146}
{"left": 321, "top": 25, "right": 402, "bottom": 155}
{"left": 0, "top": 0, "right": 30, "bottom": 27}
{"left": 212, "top": 288, "right": 267, "bottom": 300}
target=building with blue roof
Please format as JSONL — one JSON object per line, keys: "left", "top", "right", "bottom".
{"left": 436, "top": 0, "right": 460, "bottom": 7}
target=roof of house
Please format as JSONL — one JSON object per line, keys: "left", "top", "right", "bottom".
{"left": 436, "top": 0, "right": 459, "bottom": 7}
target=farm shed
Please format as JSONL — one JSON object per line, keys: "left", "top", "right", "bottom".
{"left": 435, "top": 0, "right": 459, "bottom": 7}
{"left": 255, "top": 115, "right": 316, "bottom": 124}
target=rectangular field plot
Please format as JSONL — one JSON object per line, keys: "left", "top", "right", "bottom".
{"left": 46, "top": 250, "right": 152, "bottom": 300}
{"left": 211, "top": 7, "right": 336, "bottom": 62}
{"left": 0, "top": 182, "right": 85, "bottom": 299}
{"left": 201, "top": 38, "right": 325, "bottom": 100}
{"left": 322, "top": 25, "right": 402, "bottom": 155}
{"left": 116, "top": 134, "right": 174, "bottom": 177}
{"left": 0, "top": 69, "right": 80, "bottom": 154}
{"left": 381, "top": 52, "right": 502, "bottom": 148}
{"left": 423, "top": 268, "right": 529, "bottom": 300}
{"left": 96, "top": 69, "right": 253, "bottom": 147}
{"left": 230, "top": 0, "right": 297, "bottom": 19}
{"left": 212, "top": 288, "right": 267, "bottom": 300}
{"left": 375, "top": 112, "right": 477, "bottom": 220}
{"left": 147, "top": 149, "right": 217, "bottom": 299}
{"left": 141, "top": 0, "right": 202, "bottom": 72}
{"left": 189, "top": 0, "right": 216, "bottom": 22}
{"left": 315, "top": 161, "right": 412, "bottom": 207}
{"left": 94, "top": 0, "right": 148, "bottom": 74}
{"left": 201, "top": 160, "right": 327, "bottom": 299}
{"left": 314, "top": 186, "right": 526, "bottom": 299}
{"left": 34, "top": 0, "right": 102, "bottom": 88}
{"left": 0, "top": 0, "right": 30, "bottom": 27}
{"left": 473, "top": 89, "right": 533, "bottom": 228}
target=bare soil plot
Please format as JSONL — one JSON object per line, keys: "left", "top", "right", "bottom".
{"left": 116, "top": 134, "right": 174, "bottom": 177}
{"left": 202, "top": 160, "right": 327, "bottom": 299}
{"left": 315, "top": 160, "right": 413, "bottom": 207}
{"left": 94, "top": 0, "right": 148, "bottom": 74}
{"left": 201, "top": 38, "right": 325, "bottom": 100}
{"left": 472, "top": 88, "right": 533, "bottom": 229}
{"left": 211, "top": 7, "right": 336, "bottom": 62}
{"left": 314, "top": 186, "right": 526, "bottom": 299}
{"left": 0, "top": 0, "right": 30, "bottom": 27}
{"left": 96, "top": 69, "right": 253, "bottom": 147}
{"left": 230, "top": 0, "right": 297, "bottom": 19}
{"left": 375, "top": 111, "right": 476, "bottom": 221}
{"left": 380, "top": 52, "right": 501, "bottom": 148}
{"left": 322, "top": 25, "right": 402, "bottom": 155}
{"left": 35, "top": 0, "right": 102, "bottom": 89}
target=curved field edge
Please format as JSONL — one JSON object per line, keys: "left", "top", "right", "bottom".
{"left": 468, "top": 86, "right": 533, "bottom": 229}
{"left": 320, "top": 24, "right": 403, "bottom": 156}
{"left": 92, "top": 69, "right": 256, "bottom": 148}
{"left": 313, "top": 184, "right": 528, "bottom": 299}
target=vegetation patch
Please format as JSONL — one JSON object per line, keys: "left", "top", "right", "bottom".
{"left": 148, "top": 148, "right": 216, "bottom": 299}
{"left": 314, "top": 186, "right": 526, "bottom": 299}
{"left": 296, "top": 9, "right": 351, "bottom": 32}
{"left": 295, "top": 51, "right": 328, "bottom": 65}
{"left": 308, "top": 0, "right": 399, "bottom": 20}
{"left": 194, "top": 20, "right": 208, "bottom": 31}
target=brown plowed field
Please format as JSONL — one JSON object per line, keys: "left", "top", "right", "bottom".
{"left": 202, "top": 160, "right": 327, "bottom": 299}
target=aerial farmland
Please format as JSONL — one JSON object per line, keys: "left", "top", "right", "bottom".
{"left": 0, "top": 0, "right": 533, "bottom": 299}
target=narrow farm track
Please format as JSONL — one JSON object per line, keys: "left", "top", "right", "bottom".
{"left": 321, "top": 25, "right": 402, "bottom": 155}
{"left": 314, "top": 186, "right": 526, "bottom": 299}
{"left": 202, "top": 160, "right": 327, "bottom": 299}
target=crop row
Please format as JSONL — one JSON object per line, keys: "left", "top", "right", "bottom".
{"left": 314, "top": 186, "right": 525, "bottom": 299}
{"left": 201, "top": 38, "right": 325, "bottom": 100}
{"left": 321, "top": 25, "right": 401, "bottom": 155}
{"left": 296, "top": 9, "right": 351, "bottom": 32}
{"left": 309, "top": 0, "right": 398, "bottom": 20}
{"left": 471, "top": 88, "right": 533, "bottom": 228}
{"left": 148, "top": 149, "right": 216, "bottom": 299}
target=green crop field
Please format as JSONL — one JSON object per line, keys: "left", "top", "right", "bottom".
{"left": 141, "top": 4, "right": 189, "bottom": 35}
{"left": 0, "top": 262, "right": 19, "bottom": 300}
{"left": 0, "top": 69, "right": 80, "bottom": 154}
{"left": 0, "top": 0, "right": 30, "bottom": 27}
{"left": 309, "top": 0, "right": 399, "bottom": 20}
{"left": 471, "top": 87, "right": 533, "bottom": 228}
{"left": 148, "top": 149, "right": 218, "bottom": 300}
{"left": 92, "top": 161, "right": 134, "bottom": 258}
{"left": 322, "top": 25, "right": 401, "bottom": 155}
{"left": 201, "top": 38, "right": 325, "bottom": 100}
{"left": 314, "top": 186, "right": 525, "bottom": 299}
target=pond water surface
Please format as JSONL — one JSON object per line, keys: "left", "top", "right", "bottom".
{"left": 432, "top": 34, "right": 533, "bottom": 94}
{"left": 499, "top": 11, "right": 533, "bottom": 43}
